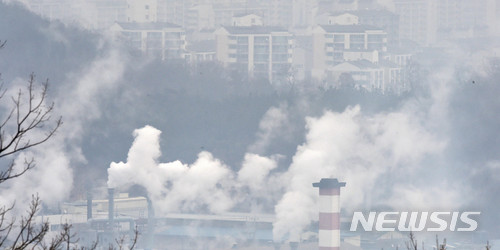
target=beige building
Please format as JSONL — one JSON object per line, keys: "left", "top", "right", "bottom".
{"left": 214, "top": 25, "right": 293, "bottom": 83}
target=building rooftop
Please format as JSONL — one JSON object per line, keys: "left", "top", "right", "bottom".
{"left": 320, "top": 24, "right": 383, "bottom": 33}
{"left": 222, "top": 25, "right": 288, "bottom": 34}
{"left": 186, "top": 40, "right": 216, "bottom": 52}
{"left": 232, "top": 13, "right": 261, "bottom": 18}
{"left": 348, "top": 59, "right": 381, "bottom": 69}
{"left": 329, "top": 9, "right": 398, "bottom": 18}
{"left": 378, "top": 59, "right": 400, "bottom": 68}
{"left": 115, "top": 22, "right": 182, "bottom": 30}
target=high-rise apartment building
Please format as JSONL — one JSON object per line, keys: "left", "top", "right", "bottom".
{"left": 214, "top": 25, "right": 293, "bottom": 83}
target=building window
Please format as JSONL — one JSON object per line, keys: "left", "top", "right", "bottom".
{"left": 255, "top": 36, "right": 269, "bottom": 44}
{"left": 272, "top": 36, "right": 288, "bottom": 45}
{"left": 334, "top": 34, "right": 345, "bottom": 43}
{"left": 237, "top": 36, "right": 249, "bottom": 44}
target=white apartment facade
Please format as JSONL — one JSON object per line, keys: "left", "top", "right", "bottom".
{"left": 111, "top": 22, "right": 186, "bottom": 60}
{"left": 214, "top": 26, "right": 293, "bottom": 83}
{"left": 311, "top": 24, "right": 387, "bottom": 80}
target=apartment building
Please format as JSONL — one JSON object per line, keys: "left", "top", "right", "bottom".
{"left": 316, "top": 10, "right": 399, "bottom": 46}
{"left": 111, "top": 22, "right": 186, "bottom": 60}
{"left": 393, "top": 0, "right": 437, "bottom": 45}
{"left": 311, "top": 24, "right": 387, "bottom": 80}
{"left": 88, "top": 0, "right": 127, "bottom": 30}
{"left": 214, "top": 25, "right": 293, "bottom": 83}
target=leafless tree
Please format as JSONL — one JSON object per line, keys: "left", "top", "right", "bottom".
{"left": 0, "top": 42, "right": 137, "bottom": 249}
{"left": 406, "top": 233, "right": 447, "bottom": 250}
{"left": 0, "top": 67, "right": 62, "bottom": 248}
{"left": 435, "top": 235, "right": 446, "bottom": 250}
{"left": 406, "top": 232, "right": 418, "bottom": 250}
{"left": 0, "top": 73, "right": 62, "bottom": 184}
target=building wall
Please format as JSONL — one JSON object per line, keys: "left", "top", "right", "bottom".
{"left": 215, "top": 28, "right": 293, "bottom": 83}
{"left": 311, "top": 26, "right": 387, "bottom": 81}
{"left": 394, "top": 0, "right": 437, "bottom": 45}
{"left": 292, "top": 0, "right": 318, "bottom": 27}
{"left": 126, "top": 0, "right": 158, "bottom": 23}
{"left": 311, "top": 28, "right": 328, "bottom": 80}
{"left": 232, "top": 14, "right": 263, "bottom": 27}
{"left": 112, "top": 24, "right": 186, "bottom": 60}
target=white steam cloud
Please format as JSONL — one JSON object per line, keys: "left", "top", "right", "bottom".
{"left": 108, "top": 126, "right": 236, "bottom": 214}
{"left": 248, "top": 104, "right": 290, "bottom": 154}
{"left": 0, "top": 48, "right": 127, "bottom": 213}
{"left": 108, "top": 91, "right": 463, "bottom": 242}
{"left": 106, "top": 53, "right": 479, "bottom": 242}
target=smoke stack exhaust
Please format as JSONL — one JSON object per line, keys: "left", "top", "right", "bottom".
{"left": 313, "top": 178, "right": 346, "bottom": 250}
{"left": 87, "top": 190, "right": 92, "bottom": 220}
{"left": 108, "top": 188, "right": 115, "bottom": 228}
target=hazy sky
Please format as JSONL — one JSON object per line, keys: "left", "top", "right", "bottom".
{"left": 1, "top": 0, "right": 500, "bottom": 246}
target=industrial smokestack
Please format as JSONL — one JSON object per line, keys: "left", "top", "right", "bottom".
{"left": 289, "top": 241, "right": 299, "bottom": 250}
{"left": 108, "top": 188, "right": 115, "bottom": 229}
{"left": 146, "top": 197, "right": 155, "bottom": 250}
{"left": 86, "top": 190, "right": 92, "bottom": 220}
{"left": 313, "top": 178, "right": 346, "bottom": 250}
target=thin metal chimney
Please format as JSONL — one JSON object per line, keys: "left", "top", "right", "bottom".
{"left": 108, "top": 188, "right": 115, "bottom": 229}
{"left": 146, "top": 197, "right": 155, "bottom": 250}
{"left": 313, "top": 178, "right": 346, "bottom": 250}
{"left": 86, "top": 190, "right": 92, "bottom": 220}
{"left": 289, "top": 241, "right": 299, "bottom": 250}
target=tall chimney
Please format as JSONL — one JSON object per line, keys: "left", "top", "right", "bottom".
{"left": 289, "top": 241, "right": 299, "bottom": 250}
{"left": 108, "top": 188, "right": 115, "bottom": 229}
{"left": 146, "top": 197, "right": 155, "bottom": 250}
{"left": 86, "top": 190, "right": 93, "bottom": 220}
{"left": 313, "top": 178, "right": 346, "bottom": 250}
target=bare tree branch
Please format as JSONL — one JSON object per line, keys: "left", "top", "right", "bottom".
{"left": 406, "top": 232, "right": 418, "bottom": 250}
{"left": 0, "top": 40, "right": 138, "bottom": 250}
{"left": 0, "top": 74, "right": 62, "bottom": 184}
{"left": 2, "top": 194, "right": 50, "bottom": 250}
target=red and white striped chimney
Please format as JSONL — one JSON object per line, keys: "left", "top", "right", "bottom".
{"left": 313, "top": 178, "right": 346, "bottom": 250}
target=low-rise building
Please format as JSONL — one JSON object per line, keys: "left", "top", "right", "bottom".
{"left": 184, "top": 40, "right": 216, "bottom": 64}
{"left": 329, "top": 59, "right": 385, "bottom": 90}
